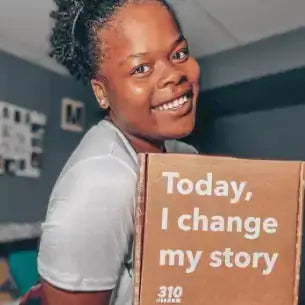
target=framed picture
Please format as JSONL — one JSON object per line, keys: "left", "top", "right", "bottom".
{"left": 61, "top": 98, "right": 85, "bottom": 132}
{"left": 0, "top": 101, "right": 47, "bottom": 178}
{"left": 15, "top": 110, "right": 47, "bottom": 178}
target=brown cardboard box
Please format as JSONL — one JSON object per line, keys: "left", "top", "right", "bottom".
{"left": 134, "top": 154, "right": 304, "bottom": 305}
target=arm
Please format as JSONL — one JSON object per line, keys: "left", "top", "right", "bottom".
{"left": 41, "top": 280, "right": 112, "bottom": 305}
{"left": 38, "top": 156, "right": 136, "bottom": 305}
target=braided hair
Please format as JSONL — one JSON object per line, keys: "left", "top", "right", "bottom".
{"left": 50, "top": 0, "right": 181, "bottom": 83}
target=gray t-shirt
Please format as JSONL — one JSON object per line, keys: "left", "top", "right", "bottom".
{"left": 38, "top": 120, "right": 197, "bottom": 305}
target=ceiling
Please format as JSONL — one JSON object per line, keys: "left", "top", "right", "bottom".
{"left": 0, "top": 0, "right": 304, "bottom": 75}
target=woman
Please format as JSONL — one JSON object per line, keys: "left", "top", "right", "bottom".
{"left": 38, "top": 0, "right": 200, "bottom": 304}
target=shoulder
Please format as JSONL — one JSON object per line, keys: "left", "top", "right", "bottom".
{"left": 165, "top": 139, "right": 199, "bottom": 154}
{"left": 46, "top": 119, "right": 138, "bottom": 230}
{"left": 59, "top": 120, "right": 138, "bottom": 178}
{"left": 49, "top": 154, "right": 137, "bottom": 218}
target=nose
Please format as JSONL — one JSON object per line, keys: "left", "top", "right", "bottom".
{"left": 157, "top": 63, "right": 187, "bottom": 89}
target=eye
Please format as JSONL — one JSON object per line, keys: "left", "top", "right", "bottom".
{"left": 172, "top": 48, "right": 189, "bottom": 62}
{"left": 132, "top": 65, "right": 151, "bottom": 75}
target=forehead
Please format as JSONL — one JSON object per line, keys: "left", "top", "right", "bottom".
{"left": 97, "top": 1, "right": 181, "bottom": 62}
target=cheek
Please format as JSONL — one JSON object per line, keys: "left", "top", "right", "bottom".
{"left": 187, "top": 58, "right": 200, "bottom": 84}
{"left": 120, "top": 80, "right": 154, "bottom": 109}
{"left": 128, "top": 84, "right": 148, "bottom": 98}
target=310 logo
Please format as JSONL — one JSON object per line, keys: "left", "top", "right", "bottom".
{"left": 156, "top": 286, "right": 183, "bottom": 303}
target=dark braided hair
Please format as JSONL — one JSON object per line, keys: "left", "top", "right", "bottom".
{"left": 50, "top": 0, "right": 182, "bottom": 83}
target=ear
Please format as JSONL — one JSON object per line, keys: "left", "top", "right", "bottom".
{"left": 91, "top": 79, "right": 110, "bottom": 110}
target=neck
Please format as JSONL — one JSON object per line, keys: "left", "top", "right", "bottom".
{"left": 124, "top": 132, "right": 165, "bottom": 154}
{"left": 105, "top": 116, "right": 165, "bottom": 153}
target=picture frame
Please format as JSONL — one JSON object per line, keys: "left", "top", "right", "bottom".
{"left": 61, "top": 98, "right": 85, "bottom": 132}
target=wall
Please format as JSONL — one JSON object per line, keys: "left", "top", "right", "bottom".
{"left": 199, "top": 27, "right": 305, "bottom": 90}
{"left": 194, "top": 66, "right": 305, "bottom": 159}
{"left": 0, "top": 51, "right": 100, "bottom": 223}
{"left": 188, "top": 66, "right": 305, "bottom": 151}
{"left": 198, "top": 104, "right": 305, "bottom": 160}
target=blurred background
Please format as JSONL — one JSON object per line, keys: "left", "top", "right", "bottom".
{"left": 0, "top": 0, "right": 305, "bottom": 303}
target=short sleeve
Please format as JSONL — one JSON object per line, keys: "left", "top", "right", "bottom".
{"left": 38, "top": 155, "right": 137, "bottom": 292}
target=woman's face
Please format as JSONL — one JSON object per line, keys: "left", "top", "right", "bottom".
{"left": 92, "top": 1, "right": 200, "bottom": 141}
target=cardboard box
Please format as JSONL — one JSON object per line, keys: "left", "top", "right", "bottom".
{"left": 134, "top": 154, "right": 304, "bottom": 305}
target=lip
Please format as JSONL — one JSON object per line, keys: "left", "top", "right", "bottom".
{"left": 152, "top": 90, "right": 194, "bottom": 117}
{"left": 152, "top": 88, "right": 193, "bottom": 109}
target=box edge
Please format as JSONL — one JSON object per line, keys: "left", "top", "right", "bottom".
{"left": 133, "top": 153, "right": 148, "bottom": 305}
{"left": 293, "top": 162, "right": 304, "bottom": 305}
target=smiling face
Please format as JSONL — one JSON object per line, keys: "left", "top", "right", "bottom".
{"left": 92, "top": 1, "right": 200, "bottom": 143}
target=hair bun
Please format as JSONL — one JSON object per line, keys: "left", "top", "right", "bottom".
{"left": 49, "top": 0, "right": 176, "bottom": 83}
{"left": 49, "top": 0, "right": 92, "bottom": 81}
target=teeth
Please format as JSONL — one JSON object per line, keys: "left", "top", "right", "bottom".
{"left": 156, "top": 94, "right": 189, "bottom": 111}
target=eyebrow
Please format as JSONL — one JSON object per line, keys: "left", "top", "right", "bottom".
{"left": 172, "top": 34, "right": 186, "bottom": 47}
{"left": 120, "top": 34, "right": 186, "bottom": 64}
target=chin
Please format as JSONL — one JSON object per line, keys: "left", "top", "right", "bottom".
{"left": 164, "top": 117, "right": 195, "bottom": 140}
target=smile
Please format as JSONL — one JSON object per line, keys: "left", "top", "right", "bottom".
{"left": 153, "top": 91, "right": 192, "bottom": 111}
